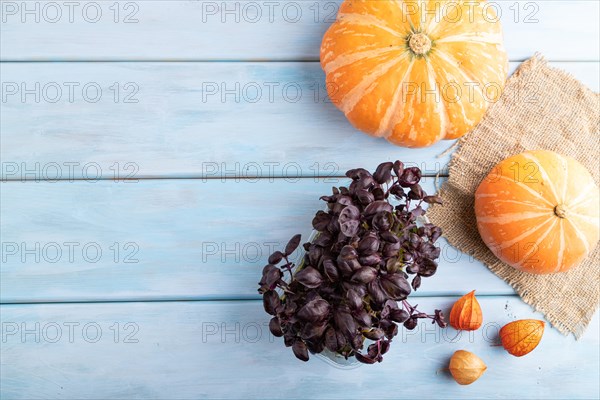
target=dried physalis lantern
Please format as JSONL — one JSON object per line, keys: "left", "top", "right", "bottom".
{"left": 449, "top": 291, "right": 483, "bottom": 330}
{"left": 500, "top": 319, "right": 545, "bottom": 357}
{"left": 449, "top": 350, "right": 487, "bottom": 385}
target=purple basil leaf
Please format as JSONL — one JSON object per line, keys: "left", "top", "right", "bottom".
{"left": 410, "top": 206, "right": 424, "bottom": 217}
{"left": 263, "top": 266, "right": 283, "bottom": 289}
{"left": 312, "top": 210, "right": 331, "bottom": 231}
{"left": 262, "top": 264, "right": 277, "bottom": 275}
{"left": 373, "top": 162, "right": 394, "bottom": 184}
{"left": 355, "top": 175, "right": 375, "bottom": 190}
{"left": 345, "top": 168, "right": 371, "bottom": 180}
{"left": 358, "top": 235, "right": 380, "bottom": 255}
{"left": 372, "top": 187, "right": 385, "bottom": 201}
{"left": 380, "top": 231, "right": 399, "bottom": 243}
{"left": 268, "top": 251, "right": 284, "bottom": 265}
{"left": 353, "top": 309, "right": 372, "bottom": 327}
{"left": 356, "top": 189, "right": 375, "bottom": 205}
{"left": 382, "top": 242, "right": 401, "bottom": 258}
{"left": 263, "top": 291, "right": 281, "bottom": 316}
{"left": 362, "top": 328, "right": 385, "bottom": 340}
{"left": 308, "top": 245, "right": 323, "bottom": 267}
{"left": 408, "top": 184, "right": 424, "bottom": 200}
{"left": 337, "top": 195, "right": 353, "bottom": 206}
{"left": 334, "top": 309, "right": 358, "bottom": 341}
{"left": 389, "top": 309, "right": 410, "bottom": 323}
{"left": 324, "top": 327, "right": 339, "bottom": 352}
{"left": 340, "top": 245, "right": 358, "bottom": 260}
{"left": 372, "top": 211, "right": 392, "bottom": 231}
{"left": 297, "top": 298, "right": 330, "bottom": 323}
{"left": 351, "top": 266, "right": 378, "bottom": 283}
{"left": 367, "top": 343, "right": 379, "bottom": 358}
{"left": 386, "top": 257, "right": 400, "bottom": 274}
{"left": 269, "top": 317, "right": 284, "bottom": 337}
{"left": 300, "top": 322, "right": 328, "bottom": 340}
{"left": 355, "top": 352, "right": 377, "bottom": 364}
{"left": 284, "top": 234, "right": 302, "bottom": 256}
{"left": 367, "top": 280, "right": 387, "bottom": 305}
{"left": 380, "top": 273, "right": 411, "bottom": 300}
{"left": 292, "top": 340, "right": 309, "bottom": 362}
{"left": 393, "top": 160, "right": 404, "bottom": 177}
{"left": 430, "top": 226, "right": 442, "bottom": 243}
{"left": 418, "top": 258, "right": 438, "bottom": 277}
{"left": 323, "top": 259, "right": 339, "bottom": 282}
{"left": 340, "top": 220, "right": 360, "bottom": 237}
{"left": 435, "top": 309, "right": 447, "bottom": 328}
{"left": 399, "top": 167, "right": 421, "bottom": 187}
{"left": 411, "top": 275, "right": 422, "bottom": 290}
{"left": 364, "top": 200, "right": 393, "bottom": 216}
{"left": 339, "top": 205, "right": 360, "bottom": 224}
{"left": 382, "top": 320, "right": 399, "bottom": 339}
{"left": 283, "top": 333, "right": 295, "bottom": 347}
{"left": 346, "top": 289, "right": 363, "bottom": 310}
{"left": 404, "top": 317, "right": 418, "bottom": 330}
{"left": 380, "top": 340, "right": 391, "bottom": 355}
{"left": 423, "top": 195, "right": 443, "bottom": 205}
{"left": 313, "top": 232, "right": 333, "bottom": 247}
{"left": 359, "top": 253, "right": 382, "bottom": 266}
{"left": 294, "top": 267, "right": 324, "bottom": 288}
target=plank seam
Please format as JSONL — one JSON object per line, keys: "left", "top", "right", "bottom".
{"left": 0, "top": 174, "right": 451, "bottom": 183}
{"left": 1, "top": 59, "right": 599, "bottom": 63}
{"left": 0, "top": 294, "right": 520, "bottom": 306}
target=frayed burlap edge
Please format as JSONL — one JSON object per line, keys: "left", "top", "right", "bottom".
{"left": 429, "top": 54, "right": 600, "bottom": 339}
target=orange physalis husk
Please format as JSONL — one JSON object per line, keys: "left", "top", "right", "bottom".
{"left": 449, "top": 290, "right": 483, "bottom": 331}
{"left": 449, "top": 350, "right": 487, "bottom": 385}
{"left": 500, "top": 319, "right": 545, "bottom": 357}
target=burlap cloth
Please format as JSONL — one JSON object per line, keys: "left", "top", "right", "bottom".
{"left": 428, "top": 55, "right": 600, "bottom": 338}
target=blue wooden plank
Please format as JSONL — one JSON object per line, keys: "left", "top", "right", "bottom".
{"left": 1, "top": 297, "right": 598, "bottom": 399}
{"left": 1, "top": 61, "right": 598, "bottom": 180}
{"left": 0, "top": 178, "right": 515, "bottom": 303}
{"left": 1, "top": 1, "right": 598, "bottom": 61}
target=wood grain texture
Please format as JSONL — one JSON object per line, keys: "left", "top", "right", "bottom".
{"left": 2, "top": 0, "right": 599, "bottom": 398}
{"left": 0, "top": 178, "right": 516, "bottom": 303}
{"left": 2, "top": 61, "right": 598, "bottom": 180}
{"left": 1, "top": 1, "right": 598, "bottom": 61}
{"left": 1, "top": 297, "right": 598, "bottom": 399}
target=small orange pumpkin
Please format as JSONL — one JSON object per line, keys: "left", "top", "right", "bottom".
{"left": 475, "top": 150, "right": 600, "bottom": 274}
{"left": 320, "top": 0, "right": 508, "bottom": 147}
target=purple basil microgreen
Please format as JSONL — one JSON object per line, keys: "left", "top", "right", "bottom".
{"left": 268, "top": 251, "right": 284, "bottom": 265}
{"left": 292, "top": 340, "right": 309, "bottom": 362}
{"left": 257, "top": 160, "right": 444, "bottom": 363}
{"left": 423, "top": 195, "right": 443, "bottom": 205}
{"left": 373, "top": 162, "right": 393, "bottom": 184}
{"left": 284, "top": 234, "right": 302, "bottom": 256}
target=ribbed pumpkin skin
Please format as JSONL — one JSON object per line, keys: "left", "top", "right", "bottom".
{"left": 320, "top": 0, "right": 508, "bottom": 148}
{"left": 475, "top": 150, "right": 600, "bottom": 274}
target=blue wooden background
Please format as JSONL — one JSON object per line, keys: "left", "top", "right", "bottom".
{"left": 1, "top": 1, "right": 599, "bottom": 398}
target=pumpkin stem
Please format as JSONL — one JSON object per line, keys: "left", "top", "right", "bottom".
{"left": 554, "top": 204, "right": 568, "bottom": 218}
{"left": 408, "top": 33, "right": 432, "bottom": 56}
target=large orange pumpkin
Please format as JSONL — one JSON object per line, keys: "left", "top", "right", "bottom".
{"left": 320, "top": 0, "right": 508, "bottom": 147}
{"left": 475, "top": 150, "right": 600, "bottom": 274}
